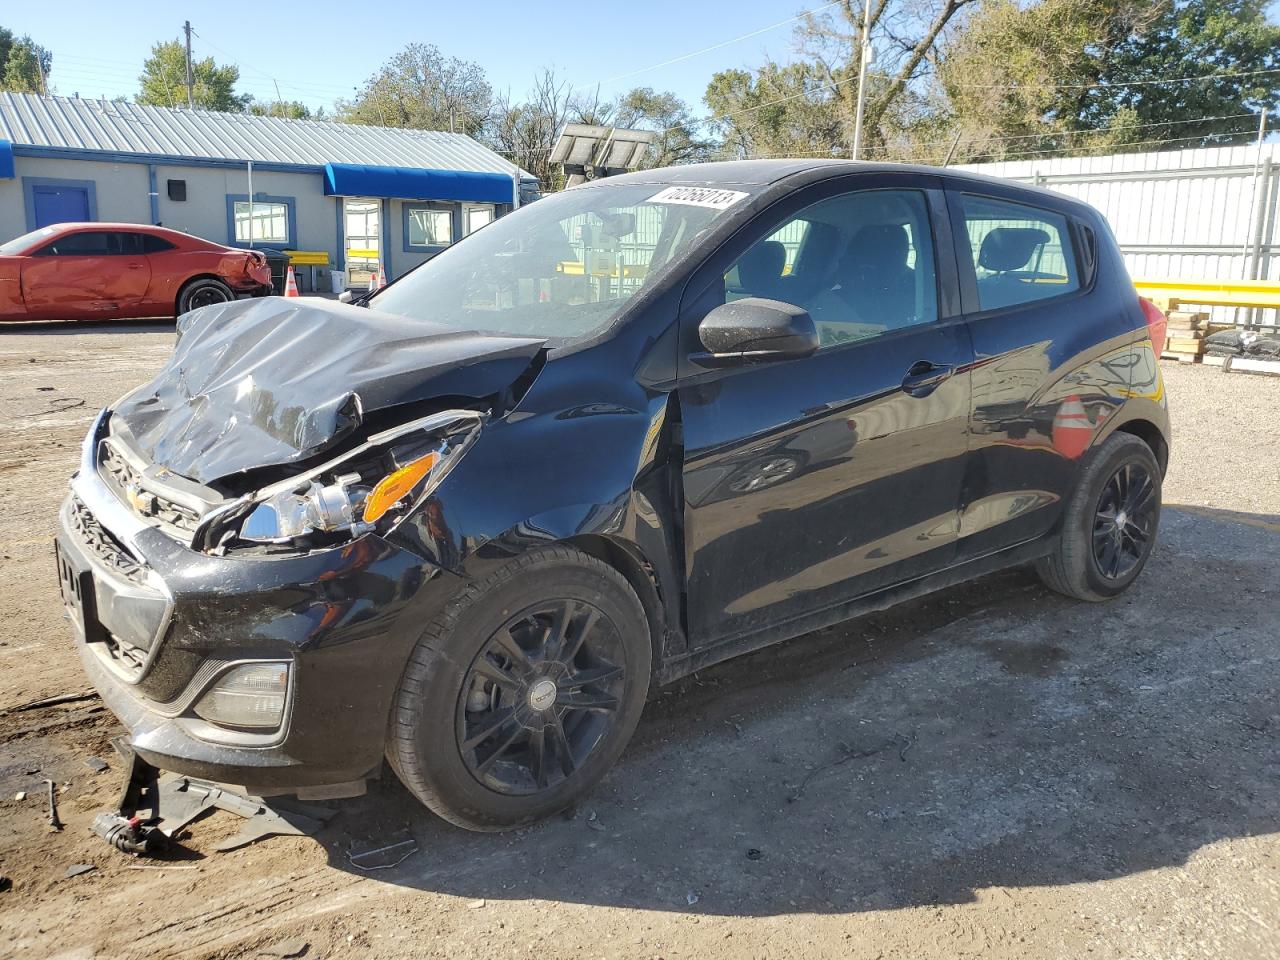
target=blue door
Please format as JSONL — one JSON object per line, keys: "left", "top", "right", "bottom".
{"left": 32, "top": 184, "right": 91, "bottom": 227}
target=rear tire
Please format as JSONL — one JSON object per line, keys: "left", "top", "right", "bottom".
{"left": 1036, "top": 432, "right": 1162, "bottom": 601}
{"left": 176, "top": 277, "right": 234, "bottom": 315}
{"left": 387, "top": 546, "right": 652, "bottom": 831}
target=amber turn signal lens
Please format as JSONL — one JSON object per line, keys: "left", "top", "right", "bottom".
{"left": 362, "top": 452, "right": 439, "bottom": 524}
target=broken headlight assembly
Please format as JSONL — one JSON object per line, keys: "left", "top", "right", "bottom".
{"left": 194, "top": 410, "right": 484, "bottom": 553}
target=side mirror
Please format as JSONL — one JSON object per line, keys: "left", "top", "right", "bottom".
{"left": 337, "top": 290, "right": 355, "bottom": 304}
{"left": 693, "top": 298, "right": 819, "bottom": 368}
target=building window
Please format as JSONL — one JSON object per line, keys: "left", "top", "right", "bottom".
{"left": 406, "top": 206, "right": 453, "bottom": 247}
{"left": 234, "top": 201, "right": 288, "bottom": 243}
{"left": 225, "top": 194, "right": 295, "bottom": 248}
{"left": 464, "top": 204, "right": 495, "bottom": 235}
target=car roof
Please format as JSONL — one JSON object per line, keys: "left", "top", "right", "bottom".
{"left": 592, "top": 158, "right": 1086, "bottom": 213}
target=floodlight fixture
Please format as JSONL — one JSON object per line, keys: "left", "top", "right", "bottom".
{"left": 551, "top": 123, "right": 657, "bottom": 187}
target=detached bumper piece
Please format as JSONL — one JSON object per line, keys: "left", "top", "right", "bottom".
{"left": 93, "top": 740, "right": 337, "bottom": 857}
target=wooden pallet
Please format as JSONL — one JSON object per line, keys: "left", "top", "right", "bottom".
{"left": 1161, "top": 351, "right": 1203, "bottom": 363}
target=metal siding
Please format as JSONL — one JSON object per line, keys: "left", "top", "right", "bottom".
{"left": 0, "top": 92, "right": 533, "bottom": 181}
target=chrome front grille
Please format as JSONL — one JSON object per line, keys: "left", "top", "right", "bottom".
{"left": 99, "top": 441, "right": 201, "bottom": 534}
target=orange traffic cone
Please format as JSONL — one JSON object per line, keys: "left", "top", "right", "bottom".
{"left": 1051, "top": 395, "right": 1092, "bottom": 460}
{"left": 377, "top": 261, "right": 388, "bottom": 288}
{"left": 284, "top": 264, "right": 300, "bottom": 298}
{"left": 367, "top": 264, "right": 380, "bottom": 293}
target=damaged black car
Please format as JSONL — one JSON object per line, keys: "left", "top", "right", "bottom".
{"left": 56, "top": 160, "right": 1170, "bottom": 830}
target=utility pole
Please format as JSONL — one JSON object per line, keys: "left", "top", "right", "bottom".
{"left": 183, "top": 20, "right": 194, "bottom": 110}
{"left": 851, "top": 0, "right": 872, "bottom": 160}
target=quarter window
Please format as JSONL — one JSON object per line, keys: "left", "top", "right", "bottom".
{"left": 233, "top": 200, "right": 289, "bottom": 244}
{"left": 959, "top": 195, "right": 1079, "bottom": 311}
{"left": 722, "top": 189, "right": 938, "bottom": 350}
{"left": 406, "top": 206, "right": 453, "bottom": 247}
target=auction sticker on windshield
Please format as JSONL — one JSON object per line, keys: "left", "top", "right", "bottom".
{"left": 646, "top": 186, "right": 749, "bottom": 209}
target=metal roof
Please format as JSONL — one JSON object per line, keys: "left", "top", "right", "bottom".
{"left": 0, "top": 92, "right": 532, "bottom": 178}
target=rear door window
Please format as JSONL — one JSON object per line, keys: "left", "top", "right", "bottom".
{"left": 958, "top": 195, "right": 1079, "bottom": 311}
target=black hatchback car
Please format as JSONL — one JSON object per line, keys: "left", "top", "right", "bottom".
{"left": 56, "top": 160, "right": 1169, "bottom": 830}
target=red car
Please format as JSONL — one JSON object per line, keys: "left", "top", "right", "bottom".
{"left": 0, "top": 222, "right": 273, "bottom": 321}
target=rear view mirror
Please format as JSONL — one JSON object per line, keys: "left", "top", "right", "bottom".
{"left": 338, "top": 290, "right": 355, "bottom": 304}
{"left": 693, "top": 298, "right": 820, "bottom": 368}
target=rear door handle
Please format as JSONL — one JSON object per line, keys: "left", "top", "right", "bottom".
{"left": 901, "top": 360, "right": 955, "bottom": 397}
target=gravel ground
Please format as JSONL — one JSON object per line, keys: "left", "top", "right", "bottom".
{"left": 1160, "top": 361, "right": 1280, "bottom": 518}
{"left": 0, "top": 323, "right": 1276, "bottom": 960}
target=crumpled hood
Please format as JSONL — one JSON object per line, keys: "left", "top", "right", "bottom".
{"left": 111, "top": 297, "right": 545, "bottom": 484}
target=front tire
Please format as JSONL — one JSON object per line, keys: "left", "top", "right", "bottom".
{"left": 176, "top": 277, "right": 234, "bottom": 315}
{"left": 387, "top": 546, "right": 652, "bottom": 831}
{"left": 1036, "top": 431, "right": 1162, "bottom": 601}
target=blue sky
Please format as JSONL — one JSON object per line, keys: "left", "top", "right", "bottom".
{"left": 4, "top": 0, "right": 814, "bottom": 117}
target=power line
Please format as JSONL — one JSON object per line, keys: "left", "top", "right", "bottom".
{"left": 601, "top": 1, "right": 843, "bottom": 86}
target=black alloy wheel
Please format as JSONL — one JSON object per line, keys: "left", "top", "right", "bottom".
{"left": 1091, "top": 461, "right": 1157, "bottom": 580}
{"left": 1035, "top": 431, "right": 1162, "bottom": 602}
{"left": 457, "top": 599, "right": 625, "bottom": 795}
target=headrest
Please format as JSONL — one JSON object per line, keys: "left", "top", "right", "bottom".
{"left": 844, "top": 224, "right": 909, "bottom": 272}
{"left": 736, "top": 239, "right": 786, "bottom": 289}
{"left": 978, "top": 227, "right": 1050, "bottom": 273}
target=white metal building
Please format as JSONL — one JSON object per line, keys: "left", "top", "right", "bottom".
{"left": 0, "top": 92, "right": 538, "bottom": 289}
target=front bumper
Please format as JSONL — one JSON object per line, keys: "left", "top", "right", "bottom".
{"left": 55, "top": 411, "right": 455, "bottom": 794}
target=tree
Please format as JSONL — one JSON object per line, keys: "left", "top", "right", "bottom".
{"left": 705, "top": 0, "right": 980, "bottom": 159}
{"left": 248, "top": 99, "right": 313, "bottom": 120}
{"left": 137, "top": 40, "right": 247, "bottom": 111}
{"left": 337, "top": 43, "right": 491, "bottom": 135}
{"left": 489, "top": 69, "right": 574, "bottom": 190}
{"left": 1098, "top": 0, "right": 1280, "bottom": 142}
{"left": 0, "top": 28, "right": 51, "bottom": 93}
{"left": 705, "top": 62, "right": 847, "bottom": 159}
{"left": 939, "top": 0, "right": 1280, "bottom": 160}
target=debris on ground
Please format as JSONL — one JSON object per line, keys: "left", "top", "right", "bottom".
{"left": 786, "top": 736, "right": 913, "bottom": 803}
{"left": 7, "top": 690, "right": 99, "bottom": 713}
{"left": 746, "top": 848, "right": 763, "bottom": 861}
{"left": 347, "top": 832, "right": 418, "bottom": 871}
{"left": 64, "top": 864, "right": 96, "bottom": 879}
{"left": 258, "top": 939, "right": 308, "bottom": 958}
{"left": 14, "top": 792, "right": 25, "bottom": 802}
{"left": 686, "top": 891, "right": 700, "bottom": 906}
{"left": 0, "top": 877, "right": 11, "bottom": 893}
{"left": 585, "top": 810, "right": 607, "bottom": 832}
{"left": 45, "top": 780, "right": 62, "bottom": 831}
{"left": 94, "top": 747, "right": 337, "bottom": 857}
{"left": 84, "top": 757, "right": 109, "bottom": 773}
{"left": 467, "top": 899, "right": 486, "bottom": 909}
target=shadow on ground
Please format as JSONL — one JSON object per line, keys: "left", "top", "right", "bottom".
{"left": 298, "top": 507, "right": 1280, "bottom": 917}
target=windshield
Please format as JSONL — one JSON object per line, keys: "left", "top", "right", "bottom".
{"left": 369, "top": 183, "right": 753, "bottom": 342}
{"left": 0, "top": 226, "right": 57, "bottom": 255}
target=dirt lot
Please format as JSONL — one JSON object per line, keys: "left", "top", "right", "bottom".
{"left": 1, "top": 320, "right": 1277, "bottom": 960}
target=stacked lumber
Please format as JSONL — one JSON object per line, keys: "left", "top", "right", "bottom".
{"left": 1162, "top": 310, "right": 1209, "bottom": 362}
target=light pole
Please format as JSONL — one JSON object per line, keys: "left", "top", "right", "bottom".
{"left": 851, "top": 0, "right": 872, "bottom": 160}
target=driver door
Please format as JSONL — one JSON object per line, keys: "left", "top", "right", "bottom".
{"left": 675, "top": 174, "right": 974, "bottom": 648}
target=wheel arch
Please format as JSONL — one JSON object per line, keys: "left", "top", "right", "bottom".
{"left": 1111, "top": 417, "right": 1169, "bottom": 476}
{"left": 563, "top": 533, "right": 669, "bottom": 682}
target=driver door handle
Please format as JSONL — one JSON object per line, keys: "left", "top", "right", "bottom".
{"left": 901, "top": 360, "right": 955, "bottom": 398}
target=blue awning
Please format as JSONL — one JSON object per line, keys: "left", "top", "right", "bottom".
{"left": 0, "top": 140, "right": 14, "bottom": 179}
{"left": 323, "top": 163, "right": 512, "bottom": 204}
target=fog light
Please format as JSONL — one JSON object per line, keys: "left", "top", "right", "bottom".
{"left": 192, "top": 662, "right": 289, "bottom": 730}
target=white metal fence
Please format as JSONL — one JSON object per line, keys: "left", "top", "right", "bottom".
{"left": 954, "top": 144, "right": 1280, "bottom": 327}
